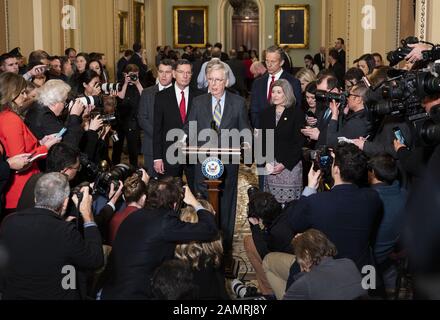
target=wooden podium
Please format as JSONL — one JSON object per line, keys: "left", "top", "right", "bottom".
{"left": 181, "top": 145, "right": 248, "bottom": 278}
{"left": 181, "top": 146, "right": 242, "bottom": 226}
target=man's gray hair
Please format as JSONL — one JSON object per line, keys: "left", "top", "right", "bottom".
{"left": 266, "top": 45, "right": 284, "bottom": 62}
{"left": 37, "top": 80, "right": 71, "bottom": 107}
{"left": 35, "top": 173, "right": 70, "bottom": 211}
{"left": 271, "top": 79, "right": 296, "bottom": 108}
{"left": 206, "top": 59, "right": 229, "bottom": 80}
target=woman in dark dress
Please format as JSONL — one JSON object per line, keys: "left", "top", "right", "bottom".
{"left": 260, "top": 79, "right": 306, "bottom": 204}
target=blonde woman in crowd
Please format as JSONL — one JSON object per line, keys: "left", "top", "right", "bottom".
{"left": 175, "top": 200, "right": 229, "bottom": 300}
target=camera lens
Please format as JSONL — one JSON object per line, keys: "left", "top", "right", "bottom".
{"left": 231, "top": 279, "right": 248, "bottom": 298}
{"left": 111, "top": 132, "right": 120, "bottom": 143}
{"left": 101, "top": 113, "right": 116, "bottom": 125}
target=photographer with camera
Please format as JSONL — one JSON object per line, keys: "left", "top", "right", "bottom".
{"left": 244, "top": 189, "right": 294, "bottom": 297}
{"left": 100, "top": 179, "right": 218, "bottom": 300}
{"left": 111, "top": 64, "right": 143, "bottom": 166}
{"left": 301, "top": 75, "right": 342, "bottom": 147}
{"left": 393, "top": 94, "right": 440, "bottom": 182}
{"left": 0, "top": 173, "right": 104, "bottom": 300}
{"left": 326, "top": 83, "right": 372, "bottom": 147}
{"left": 25, "top": 80, "right": 86, "bottom": 149}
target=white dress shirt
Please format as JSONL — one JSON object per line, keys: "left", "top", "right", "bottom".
{"left": 267, "top": 69, "right": 284, "bottom": 96}
{"left": 174, "top": 84, "right": 189, "bottom": 112}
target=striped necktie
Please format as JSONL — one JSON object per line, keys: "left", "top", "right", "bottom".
{"left": 323, "top": 108, "right": 332, "bottom": 122}
{"left": 213, "top": 99, "right": 222, "bottom": 128}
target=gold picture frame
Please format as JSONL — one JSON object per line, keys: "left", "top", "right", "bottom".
{"left": 117, "top": 11, "right": 129, "bottom": 52}
{"left": 275, "top": 5, "right": 310, "bottom": 49}
{"left": 133, "top": 1, "right": 145, "bottom": 47}
{"left": 173, "top": 6, "right": 208, "bottom": 48}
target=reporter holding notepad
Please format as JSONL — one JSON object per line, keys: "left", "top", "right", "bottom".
{"left": 0, "top": 73, "right": 60, "bottom": 214}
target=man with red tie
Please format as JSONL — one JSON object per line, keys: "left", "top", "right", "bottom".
{"left": 250, "top": 46, "right": 302, "bottom": 189}
{"left": 153, "top": 59, "right": 203, "bottom": 190}
{"left": 250, "top": 46, "right": 302, "bottom": 129}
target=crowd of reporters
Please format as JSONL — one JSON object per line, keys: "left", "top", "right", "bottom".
{"left": 0, "top": 37, "right": 439, "bottom": 300}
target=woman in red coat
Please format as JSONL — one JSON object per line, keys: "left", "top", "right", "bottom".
{"left": 0, "top": 73, "right": 60, "bottom": 212}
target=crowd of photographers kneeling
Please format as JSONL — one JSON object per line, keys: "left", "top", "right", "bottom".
{"left": 0, "top": 142, "right": 226, "bottom": 300}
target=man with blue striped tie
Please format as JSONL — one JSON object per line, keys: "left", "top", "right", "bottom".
{"left": 185, "top": 61, "right": 251, "bottom": 258}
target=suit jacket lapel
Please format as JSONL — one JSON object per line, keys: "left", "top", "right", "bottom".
{"left": 187, "top": 88, "right": 195, "bottom": 117}
{"left": 202, "top": 93, "right": 213, "bottom": 125}
{"left": 280, "top": 71, "right": 288, "bottom": 81}
{"left": 171, "top": 86, "right": 187, "bottom": 125}
{"left": 276, "top": 108, "right": 290, "bottom": 129}
{"left": 220, "top": 92, "right": 233, "bottom": 130}
{"left": 261, "top": 73, "right": 269, "bottom": 93}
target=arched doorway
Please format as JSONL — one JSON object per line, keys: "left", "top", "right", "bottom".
{"left": 218, "top": 0, "right": 265, "bottom": 56}
{"left": 230, "top": 0, "right": 259, "bottom": 53}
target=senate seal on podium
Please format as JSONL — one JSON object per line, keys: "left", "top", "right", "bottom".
{"left": 202, "top": 157, "right": 224, "bottom": 180}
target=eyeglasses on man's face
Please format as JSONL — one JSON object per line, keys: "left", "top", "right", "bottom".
{"left": 207, "top": 78, "right": 226, "bottom": 84}
{"left": 175, "top": 70, "right": 192, "bottom": 76}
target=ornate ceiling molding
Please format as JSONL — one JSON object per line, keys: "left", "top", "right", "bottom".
{"left": 229, "top": 0, "right": 258, "bottom": 18}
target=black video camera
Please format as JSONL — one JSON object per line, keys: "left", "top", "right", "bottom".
{"left": 420, "top": 105, "right": 440, "bottom": 145}
{"left": 92, "top": 164, "right": 140, "bottom": 196}
{"left": 366, "top": 64, "right": 440, "bottom": 145}
{"left": 387, "top": 36, "right": 420, "bottom": 67}
{"left": 315, "top": 90, "right": 349, "bottom": 108}
{"left": 369, "top": 70, "right": 436, "bottom": 121}
{"left": 71, "top": 182, "right": 92, "bottom": 203}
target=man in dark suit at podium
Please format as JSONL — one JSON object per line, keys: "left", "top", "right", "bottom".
{"left": 185, "top": 61, "right": 251, "bottom": 256}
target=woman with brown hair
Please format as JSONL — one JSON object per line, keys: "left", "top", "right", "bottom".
{"left": 0, "top": 73, "right": 60, "bottom": 212}
{"left": 175, "top": 200, "right": 229, "bottom": 300}
{"left": 260, "top": 79, "right": 306, "bottom": 204}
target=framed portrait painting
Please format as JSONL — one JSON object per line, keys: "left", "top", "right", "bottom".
{"left": 134, "top": 1, "right": 145, "bottom": 48}
{"left": 117, "top": 11, "right": 129, "bottom": 52}
{"left": 173, "top": 6, "right": 208, "bottom": 48}
{"left": 275, "top": 5, "right": 310, "bottom": 49}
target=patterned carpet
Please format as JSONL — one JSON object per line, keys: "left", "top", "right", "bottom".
{"left": 232, "top": 164, "right": 258, "bottom": 279}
